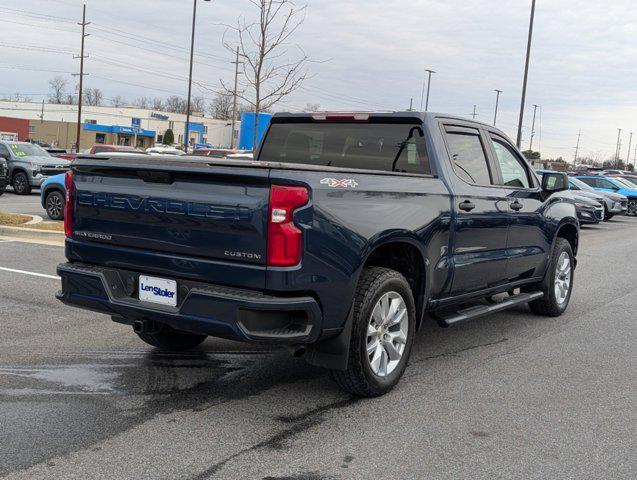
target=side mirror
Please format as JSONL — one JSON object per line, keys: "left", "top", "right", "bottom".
{"left": 542, "top": 172, "right": 569, "bottom": 193}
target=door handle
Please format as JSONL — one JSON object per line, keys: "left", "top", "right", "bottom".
{"left": 510, "top": 200, "right": 523, "bottom": 211}
{"left": 458, "top": 200, "right": 475, "bottom": 212}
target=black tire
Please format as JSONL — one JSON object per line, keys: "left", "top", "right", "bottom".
{"left": 136, "top": 324, "right": 207, "bottom": 352}
{"left": 628, "top": 200, "right": 637, "bottom": 216}
{"left": 45, "top": 190, "right": 65, "bottom": 220}
{"left": 528, "top": 238, "right": 574, "bottom": 317}
{"left": 331, "top": 267, "right": 416, "bottom": 397}
{"left": 603, "top": 205, "right": 613, "bottom": 221}
{"left": 12, "top": 171, "right": 31, "bottom": 195}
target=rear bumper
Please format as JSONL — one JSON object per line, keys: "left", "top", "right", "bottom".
{"left": 56, "top": 262, "right": 323, "bottom": 344}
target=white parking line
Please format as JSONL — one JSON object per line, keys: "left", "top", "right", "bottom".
{"left": 0, "top": 266, "right": 60, "bottom": 280}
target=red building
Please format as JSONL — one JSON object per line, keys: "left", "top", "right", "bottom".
{"left": 0, "top": 116, "right": 29, "bottom": 140}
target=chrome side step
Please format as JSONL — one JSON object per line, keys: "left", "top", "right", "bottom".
{"left": 435, "top": 291, "right": 544, "bottom": 327}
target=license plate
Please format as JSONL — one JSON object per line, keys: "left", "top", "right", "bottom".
{"left": 139, "top": 275, "right": 177, "bottom": 307}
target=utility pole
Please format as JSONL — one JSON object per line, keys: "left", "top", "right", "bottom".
{"left": 230, "top": 46, "right": 242, "bottom": 149}
{"left": 420, "top": 68, "right": 435, "bottom": 111}
{"left": 73, "top": 4, "right": 89, "bottom": 153}
{"left": 529, "top": 104, "right": 539, "bottom": 151}
{"left": 39, "top": 99, "right": 44, "bottom": 122}
{"left": 493, "top": 89, "right": 502, "bottom": 126}
{"left": 516, "top": 0, "right": 536, "bottom": 148}
{"left": 614, "top": 128, "right": 622, "bottom": 167}
{"left": 408, "top": 98, "right": 413, "bottom": 111}
{"left": 625, "top": 132, "right": 633, "bottom": 170}
{"left": 573, "top": 129, "right": 581, "bottom": 165}
{"left": 184, "top": 0, "right": 211, "bottom": 153}
{"left": 470, "top": 105, "right": 478, "bottom": 119}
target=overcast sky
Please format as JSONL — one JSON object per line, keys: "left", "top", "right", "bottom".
{"left": 1, "top": 0, "right": 636, "bottom": 160}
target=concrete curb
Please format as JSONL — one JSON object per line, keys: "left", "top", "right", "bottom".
{"left": 0, "top": 224, "right": 65, "bottom": 242}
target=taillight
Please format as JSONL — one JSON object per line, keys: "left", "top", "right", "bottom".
{"left": 267, "top": 185, "right": 309, "bottom": 267}
{"left": 64, "top": 170, "right": 74, "bottom": 238}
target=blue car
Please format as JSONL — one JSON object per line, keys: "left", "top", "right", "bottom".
{"left": 40, "top": 173, "right": 66, "bottom": 220}
{"left": 573, "top": 175, "right": 637, "bottom": 216}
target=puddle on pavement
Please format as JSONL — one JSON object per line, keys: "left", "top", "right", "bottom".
{"left": 0, "top": 349, "right": 277, "bottom": 398}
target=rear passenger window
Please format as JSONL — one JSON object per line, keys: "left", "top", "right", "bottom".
{"left": 444, "top": 129, "right": 492, "bottom": 185}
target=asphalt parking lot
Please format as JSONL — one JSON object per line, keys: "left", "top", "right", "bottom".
{"left": 0, "top": 218, "right": 635, "bottom": 479}
{"left": 0, "top": 188, "right": 46, "bottom": 217}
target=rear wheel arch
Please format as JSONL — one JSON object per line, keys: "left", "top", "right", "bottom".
{"left": 555, "top": 222, "right": 579, "bottom": 257}
{"left": 361, "top": 239, "right": 427, "bottom": 329}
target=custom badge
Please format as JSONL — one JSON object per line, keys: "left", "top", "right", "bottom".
{"left": 320, "top": 178, "right": 358, "bottom": 188}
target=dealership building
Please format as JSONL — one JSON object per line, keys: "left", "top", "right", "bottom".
{"left": 0, "top": 101, "right": 238, "bottom": 151}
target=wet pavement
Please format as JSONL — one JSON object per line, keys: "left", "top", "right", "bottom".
{"left": 0, "top": 218, "right": 636, "bottom": 479}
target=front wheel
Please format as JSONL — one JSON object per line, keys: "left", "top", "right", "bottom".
{"left": 12, "top": 172, "right": 31, "bottom": 195}
{"left": 628, "top": 200, "right": 637, "bottom": 216}
{"left": 528, "top": 238, "right": 574, "bottom": 317}
{"left": 45, "top": 190, "right": 65, "bottom": 220}
{"left": 136, "top": 324, "right": 207, "bottom": 351}
{"left": 331, "top": 267, "right": 415, "bottom": 397}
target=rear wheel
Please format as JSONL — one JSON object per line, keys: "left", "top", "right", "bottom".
{"left": 628, "top": 200, "right": 637, "bottom": 216}
{"left": 12, "top": 172, "right": 31, "bottom": 195}
{"left": 528, "top": 238, "right": 574, "bottom": 317}
{"left": 136, "top": 324, "right": 207, "bottom": 351}
{"left": 331, "top": 267, "right": 415, "bottom": 397}
{"left": 45, "top": 190, "right": 65, "bottom": 220}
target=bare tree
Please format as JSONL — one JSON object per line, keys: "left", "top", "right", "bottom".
{"left": 303, "top": 103, "right": 320, "bottom": 112}
{"left": 222, "top": 0, "right": 309, "bottom": 151}
{"left": 83, "top": 87, "right": 103, "bottom": 106}
{"left": 151, "top": 97, "right": 164, "bottom": 110}
{"left": 48, "top": 76, "right": 68, "bottom": 104}
{"left": 64, "top": 93, "right": 76, "bottom": 105}
{"left": 191, "top": 96, "right": 205, "bottom": 114}
{"left": 165, "top": 95, "right": 187, "bottom": 113}
{"left": 110, "top": 95, "right": 126, "bottom": 107}
{"left": 135, "top": 96, "right": 151, "bottom": 109}
{"left": 209, "top": 93, "right": 233, "bottom": 120}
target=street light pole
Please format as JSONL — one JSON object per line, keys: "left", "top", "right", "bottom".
{"left": 529, "top": 104, "right": 539, "bottom": 151}
{"left": 420, "top": 68, "right": 435, "bottom": 111}
{"left": 493, "top": 89, "right": 502, "bottom": 126}
{"left": 625, "top": 132, "right": 633, "bottom": 170}
{"left": 516, "top": 0, "right": 536, "bottom": 148}
{"left": 614, "top": 128, "right": 622, "bottom": 167}
{"left": 184, "top": 0, "right": 211, "bottom": 153}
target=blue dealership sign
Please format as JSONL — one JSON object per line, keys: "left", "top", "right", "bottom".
{"left": 131, "top": 117, "right": 142, "bottom": 133}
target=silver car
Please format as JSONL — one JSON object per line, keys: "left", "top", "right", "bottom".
{"left": 0, "top": 141, "right": 71, "bottom": 195}
{"left": 568, "top": 176, "right": 627, "bottom": 219}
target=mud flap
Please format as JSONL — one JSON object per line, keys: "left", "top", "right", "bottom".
{"left": 303, "top": 306, "right": 354, "bottom": 371}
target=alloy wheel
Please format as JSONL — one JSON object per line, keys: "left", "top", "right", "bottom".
{"left": 366, "top": 291, "right": 409, "bottom": 377}
{"left": 47, "top": 194, "right": 63, "bottom": 217}
{"left": 554, "top": 251, "right": 572, "bottom": 305}
{"left": 13, "top": 175, "right": 26, "bottom": 193}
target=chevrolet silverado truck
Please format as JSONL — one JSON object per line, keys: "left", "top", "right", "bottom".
{"left": 57, "top": 112, "right": 579, "bottom": 397}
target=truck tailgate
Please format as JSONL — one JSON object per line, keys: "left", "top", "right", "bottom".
{"left": 70, "top": 156, "right": 270, "bottom": 285}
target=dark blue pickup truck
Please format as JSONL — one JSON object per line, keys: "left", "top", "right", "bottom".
{"left": 57, "top": 112, "right": 578, "bottom": 397}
